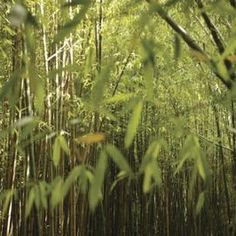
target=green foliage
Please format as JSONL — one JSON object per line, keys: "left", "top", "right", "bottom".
{"left": 106, "top": 144, "right": 133, "bottom": 176}
{"left": 1, "top": 0, "right": 235, "bottom": 234}
{"left": 52, "top": 134, "right": 70, "bottom": 167}
{"left": 89, "top": 150, "right": 107, "bottom": 210}
{"left": 140, "top": 140, "right": 163, "bottom": 192}
{"left": 125, "top": 100, "right": 143, "bottom": 148}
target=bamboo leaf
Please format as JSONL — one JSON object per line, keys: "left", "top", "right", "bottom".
{"left": 25, "top": 188, "right": 35, "bottom": 217}
{"left": 39, "top": 182, "right": 47, "bottom": 210}
{"left": 143, "top": 164, "right": 153, "bottom": 193}
{"left": 2, "top": 190, "right": 14, "bottom": 217}
{"left": 91, "top": 66, "right": 111, "bottom": 109}
{"left": 63, "top": 166, "right": 82, "bottom": 196}
{"left": 89, "top": 150, "right": 108, "bottom": 210}
{"left": 59, "top": 135, "right": 70, "bottom": 155}
{"left": 106, "top": 144, "right": 133, "bottom": 175}
{"left": 76, "top": 133, "right": 105, "bottom": 145}
{"left": 52, "top": 136, "right": 61, "bottom": 167}
{"left": 51, "top": 177, "right": 64, "bottom": 209}
{"left": 125, "top": 100, "right": 143, "bottom": 148}
{"left": 196, "top": 192, "right": 205, "bottom": 215}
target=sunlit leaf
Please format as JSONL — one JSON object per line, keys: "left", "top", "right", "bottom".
{"left": 76, "top": 133, "right": 105, "bottom": 145}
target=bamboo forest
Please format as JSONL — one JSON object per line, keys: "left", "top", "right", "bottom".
{"left": 2, "top": 0, "right": 236, "bottom": 235}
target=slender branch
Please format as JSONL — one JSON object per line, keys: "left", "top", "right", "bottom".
{"left": 195, "top": 0, "right": 224, "bottom": 53}
{"left": 195, "top": 0, "right": 236, "bottom": 81}
{"left": 197, "top": 133, "right": 233, "bottom": 153}
{"left": 149, "top": 2, "right": 233, "bottom": 89}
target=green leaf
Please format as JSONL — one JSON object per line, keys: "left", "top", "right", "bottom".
{"left": 78, "top": 165, "right": 90, "bottom": 194}
{"left": 142, "top": 160, "right": 162, "bottom": 193}
{"left": 140, "top": 140, "right": 161, "bottom": 172}
{"left": 125, "top": 100, "right": 143, "bottom": 148}
{"left": 110, "top": 171, "right": 129, "bottom": 193}
{"left": 25, "top": 188, "right": 35, "bottom": 217}
{"left": 196, "top": 152, "right": 210, "bottom": 181}
{"left": 39, "top": 182, "right": 48, "bottom": 209}
{"left": 106, "top": 144, "right": 133, "bottom": 175}
{"left": 143, "top": 164, "right": 153, "bottom": 193}
{"left": 175, "top": 135, "right": 200, "bottom": 174}
{"left": 143, "top": 63, "right": 154, "bottom": 100}
{"left": 52, "top": 136, "right": 61, "bottom": 167}
{"left": 63, "top": 166, "right": 82, "bottom": 195}
{"left": 59, "top": 135, "right": 70, "bottom": 155}
{"left": 196, "top": 155, "right": 206, "bottom": 180}
{"left": 91, "top": 66, "right": 111, "bottom": 109}
{"left": 89, "top": 150, "right": 108, "bottom": 210}
{"left": 2, "top": 190, "right": 14, "bottom": 217}
{"left": 196, "top": 192, "right": 205, "bottom": 215}
{"left": 52, "top": 135, "right": 70, "bottom": 167}
{"left": 51, "top": 177, "right": 64, "bottom": 209}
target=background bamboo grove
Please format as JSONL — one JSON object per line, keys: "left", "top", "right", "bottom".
{"left": 1, "top": 0, "right": 236, "bottom": 235}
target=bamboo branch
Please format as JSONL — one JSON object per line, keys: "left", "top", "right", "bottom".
{"left": 148, "top": 2, "right": 233, "bottom": 89}
{"left": 195, "top": 0, "right": 236, "bottom": 81}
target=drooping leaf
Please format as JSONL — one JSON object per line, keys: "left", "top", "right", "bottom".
{"left": 196, "top": 192, "right": 205, "bottom": 215}
{"left": 91, "top": 66, "right": 111, "bottom": 109}
{"left": 63, "top": 166, "right": 82, "bottom": 195}
{"left": 52, "top": 134, "right": 70, "bottom": 167}
{"left": 52, "top": 136, "right": 61, "bottom": 167}
{"left": 125, "top": 100, "right": 143, "bottom": 148}
{"left": 25, "top": 188, "right": 35, "bottom": 217}
{"left": 89, "top": 150, "right": 108, "bottom": 210}
{"left": 51, "top": 177, "right": 64, "bottom": 209}
{"left": 2, "top": 190, "right": 14, "bottom": 217}
{"left": 39, "top": 182, "right": 48, "bottom": 210}
{"left": 143, "top": 164, "right": 153, "bottom": 193}
{"left": 59, "top": 135, "right": 70, "bottom": 155}
{"left": 106, "top": 144, "right": 133, "bottom": 175}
